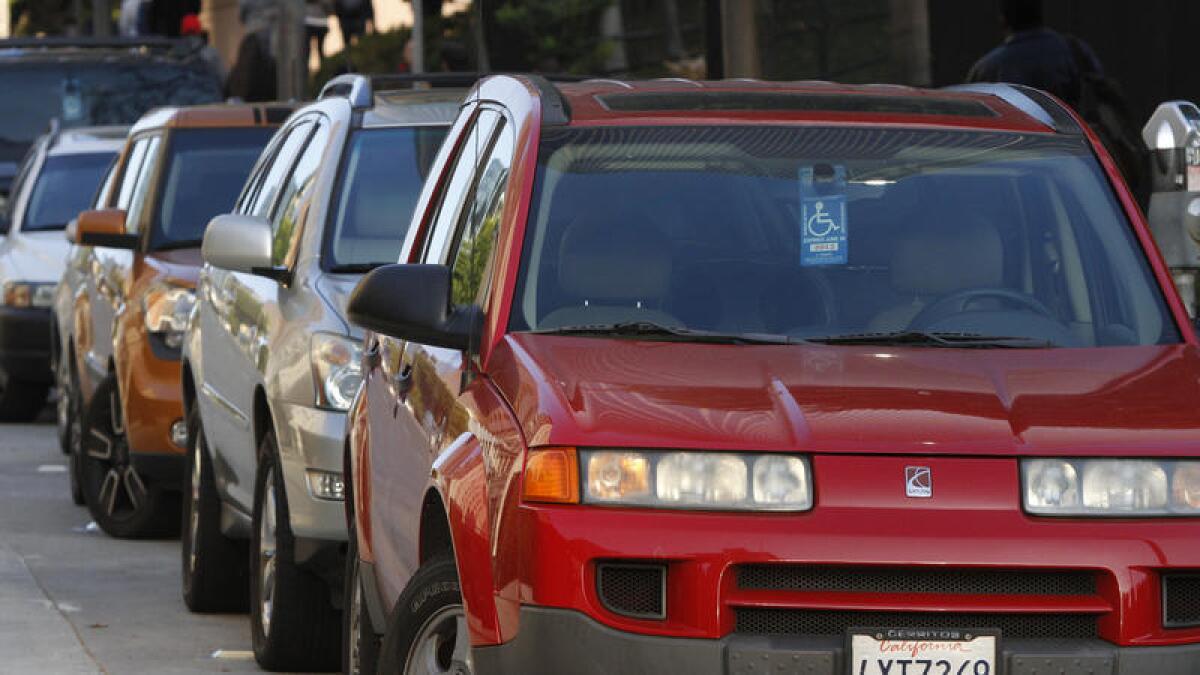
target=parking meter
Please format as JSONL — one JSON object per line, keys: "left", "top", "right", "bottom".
{"left": 1143, "top": 101, "right": 1200, "bottom": 316}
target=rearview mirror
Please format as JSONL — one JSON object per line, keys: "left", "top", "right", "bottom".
{"left": 201, "top": 213, "right": 273, "bottom": 273}
{"left": 77, "top": 209, "right": 137, "bottom": 248}
{"left": 347, "top": 264, "right": 481, "bottom": 350}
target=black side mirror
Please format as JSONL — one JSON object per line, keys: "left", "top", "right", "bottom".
{"left": 347, "top": 264, "right": 482, "bottom": 350}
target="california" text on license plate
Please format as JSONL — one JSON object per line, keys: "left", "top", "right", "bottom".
{"left": 849, "top": 628, "right": 997, "bottom": 675}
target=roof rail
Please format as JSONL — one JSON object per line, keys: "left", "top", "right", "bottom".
{"left": 318, "top": 72, "right": 481, "bottom": 110}
{"left": 526, "top": 75, "right": 571, "bottom": 126}
{"left": 942, "top": 83, "right": 1080, "bottom": 133}
{"left": 0, "top": 36, "right": 184, "bottom": 51}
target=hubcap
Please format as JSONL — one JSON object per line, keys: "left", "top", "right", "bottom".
{"left": 404, "top": 605, "right": 471, "bottom": 675}
{"left": 82, "top": 386, "right": 148, "bottom": 520}
{"left": 258, "top": 468, "right": 278, "bottom": 637}
{"left": 186, "top": 429, "right": 202, "bottom": 578}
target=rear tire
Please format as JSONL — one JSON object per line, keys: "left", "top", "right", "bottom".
{"left": 376, "top": 554, "right": 472, "bottom": 675}
{"left": 0, "top": 375, "right": 48, "bottom": 423}
{"left": 79, "top": 375, "right": 179, "bottom": 538}
{"left": 181, "top": 403, "right": 249, "bottom": 613}
{"left": 343, "top": 518, "right": 380, "bottom": 675}
{"left": 249, "top": 431, "right": 341, "bottom": 671}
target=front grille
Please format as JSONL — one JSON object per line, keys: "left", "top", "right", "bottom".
{"left": 1164, "top": 574, "right": 1200, "bottom": 628}
{"left": 596, "top": 563, "right": 666, "bottom": 620}
{"left": 735, "top": 608, "right": 1098, "bottom": 640}
{"left": 738, "top": 565, "right": 1096, "bottom": 596}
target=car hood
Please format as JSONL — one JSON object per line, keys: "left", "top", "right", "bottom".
{"left": 144, "top": 247, "right": 202, "bottom": 287}
{"left": 492, "top": 335, "right": 1200, "bottom": 457}
{"left": 0, "top": 231, "right": 71, "bottom": 282}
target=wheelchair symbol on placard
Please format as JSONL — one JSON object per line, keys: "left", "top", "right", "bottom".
{"left": 805, "top": 200, "right": 841, "bottom": 237}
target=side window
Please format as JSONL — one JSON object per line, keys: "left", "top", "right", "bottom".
{"left": 115, "top": 138, "right": 150, "bottom": 209}
{"left": 247, "top": 120, "right": 313, "bottom": 220}
{"left": 93, "top": 161, "right": 117, "bottom": 209}
{"left": 421, "top": 110, "right": 501, "bottom": 263}
{"left": 450, "top": 119, "right": 514, "bottom": 306}
{"left": 124, "top": 135, "right": 162, "bottom": 233}
{"left": 271, "top": 121, "right": 329, "bottom": 266}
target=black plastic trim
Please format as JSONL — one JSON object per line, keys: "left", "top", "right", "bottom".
{"left": 596, "top": 562, "right": 667, "bottom": 620}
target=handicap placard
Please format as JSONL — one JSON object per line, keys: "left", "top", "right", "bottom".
{"left": 799, "top": 165, "right": 848, "bottom": 266}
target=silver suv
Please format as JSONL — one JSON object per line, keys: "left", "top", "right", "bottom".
{"left": 181, "top": 75, "right": 460, "bottom": 671}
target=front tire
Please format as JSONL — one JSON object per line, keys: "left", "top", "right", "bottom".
{"left": 181, "top": 403, "right": 249, "bottom": 612}
{"left": 376, "top": 555, "right": 472, "bottom": 675}
{"left": 79, "top": 374, "right": 178, "bottom": 538}
{"left": 249, "top": 431, "right": 340, "bottom": 671}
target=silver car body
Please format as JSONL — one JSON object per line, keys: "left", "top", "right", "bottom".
{"left": 182, "top": 91, "right": 459, "bottom": 544}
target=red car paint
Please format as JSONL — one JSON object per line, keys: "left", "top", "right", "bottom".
{"left": 347, "top": 75, "right": 1200, "bottom": 663}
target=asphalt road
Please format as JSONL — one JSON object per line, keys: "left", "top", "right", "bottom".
{"left": 0, "top": 420, "right": 308, "bottom": 675}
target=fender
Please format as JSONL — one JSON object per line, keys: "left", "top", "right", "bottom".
{"left": 427, "top": 375, "right": 528, "bottom": 647}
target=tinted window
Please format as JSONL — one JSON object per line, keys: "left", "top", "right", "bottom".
{"left": 513, "top": 126, "right": 1178, "bottom": 348}
{"left": 272, "top": 122, "right": 329, "bottom": 266}
{"left": 152, "top": 127, "right": 275, "bottom": 249}
{"left": 0, "top": 62, "right": 219, "bottom": 157}
{"left": 450, "top": 121, "right": 512, "bottom": 305}
{"left": 422, "top": 111, "right": 500, "bottom": 264}
{"left": 326, "top": 126, "right": 448, "bottom": 269}
{"left": 115, "top": 137, "right": 149, "bottom": 210}
{"left": 22, "top": 152, "right": 115, "bottom": 231}
{"left": 125, "top": 136, "right": 161, "bottom": 233}
{"left": 247, "top": 121, "right": 312, "bottom": 220}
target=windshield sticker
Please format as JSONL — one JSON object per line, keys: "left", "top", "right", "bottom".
{"left": 800, "top": 164, "right": 848, "bottom": 266}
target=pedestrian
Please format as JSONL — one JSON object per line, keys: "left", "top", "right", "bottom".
{"left": 967, "top": 0, "right": 1096, "bottom": 108}
{"left": 307, "top": 0, "right": 333, "bottom": 61}
{"left": 334, "top": 0, "right": 374, "bottom": 46}
{"left": 180, "top": 13, "right": 226, "bottom": 86}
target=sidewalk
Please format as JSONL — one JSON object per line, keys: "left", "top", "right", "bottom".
{"left": 0, "top": 545, "right": 100, "bottom": 674}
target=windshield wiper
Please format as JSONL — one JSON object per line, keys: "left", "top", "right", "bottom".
{"left": 806, "top": 331, "right": 1055, "bottom": 348}
{"left": 532, "top": 320, "right": 799, "bottom": 345}
{"left": 328, "top": 263, "right": 390, "bottom": 273}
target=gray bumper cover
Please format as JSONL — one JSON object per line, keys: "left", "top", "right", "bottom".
{"left": 472, "top": 607, "right": 1200, "bottom": 675}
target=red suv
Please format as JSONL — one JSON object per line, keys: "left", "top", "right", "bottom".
{"left": 344, "top": 76, "right": 1200, "bottom": 675}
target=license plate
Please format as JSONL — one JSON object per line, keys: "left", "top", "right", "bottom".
{"left": 848, "top": 628, "right": 997, "bottom": 675}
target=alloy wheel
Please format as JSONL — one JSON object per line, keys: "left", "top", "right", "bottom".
{"left": 186, "top": 429, "right": 203, "bottom": 580}
{"left": 257, "top": 468, "right": 278, "bottom": 637}
{"left": 83, "top": 387, "right": 148, "bottom": 520}
{"left": 404, "top": 605, "right": 472, "bottom": 675}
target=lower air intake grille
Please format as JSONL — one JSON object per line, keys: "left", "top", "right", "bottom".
{"left": 596, "top": 563, "right": 666, "bottom": 620}
{"left": 1164, "top": 574, "right": 1200, "bottom": 628}
{"left": 738, "top": 565, "right": 1096, "bottom": 596}
{"left": 735, "top": 609, "right": 1098, "bottom": 640}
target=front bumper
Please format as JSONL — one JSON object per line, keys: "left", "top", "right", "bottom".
{"left": 273, "top": 401, "right": 347, "bottom": 542}
{"left": 0, "top": 305, "right": 52, "bottom": 383}
{"left": 473, "top": 606, "right": 1200, "bottom": 675}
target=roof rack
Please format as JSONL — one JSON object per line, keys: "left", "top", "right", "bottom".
{"left": 0, "top": 36, "right": 185, "bottom": 51}
{"left": 318, "top": 72, "right": 481, "bottom": 110}
{"left": 942, "top": 83, "right": 1080, "bottom": 134}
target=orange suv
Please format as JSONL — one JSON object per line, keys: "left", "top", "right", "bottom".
{"left": 55, "top": 103, "right": 288, "bottom": 537}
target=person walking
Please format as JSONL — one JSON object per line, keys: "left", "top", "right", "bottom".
{"left": 334, "top": 0, "right": 374, "bottom": 46}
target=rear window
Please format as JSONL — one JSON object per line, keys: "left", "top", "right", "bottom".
{"left": 151, "top": 127, "right": 274, "bottom": 249}
{"left": 0, "top": 61, "right": 220, "bottom": 149}
{"left": 23, "top": 152, "right": 114, "bottom": 231}
{"left": 324, "top": 126, "right": 448, "bottom": 270}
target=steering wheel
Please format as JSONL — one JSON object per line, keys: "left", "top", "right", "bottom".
{"left": 909, "top": 287, "right": 1056, "bottom": 330}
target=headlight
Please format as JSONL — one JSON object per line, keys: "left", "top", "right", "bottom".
{"left": 142, "top": 284, "right": 195, "bottom": 349}
{"left": 311, "top": 332, "right": 362, "bottom": 411}
{"left": 523, "top": 447, "right": 812, "bottom": 511}
{"left": 1022, "top": 458, "right": 1200, "bottom": 516}
{"left": 3, "top": 281, "right": 56, "bottom": 308}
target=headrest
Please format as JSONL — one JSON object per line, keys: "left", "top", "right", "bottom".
{"left": 557, "top": 208, "right": 672, "bottom": 302}
{"left": 890, "top": 214, "right": 1004, "bottom": 295}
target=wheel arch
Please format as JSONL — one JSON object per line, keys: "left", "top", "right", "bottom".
{"left": 252, "top": 385, "right": 272, "bottom": 458}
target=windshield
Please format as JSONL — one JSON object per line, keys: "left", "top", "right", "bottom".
{"left": 0, "top": 62, "right": 220, "bottom": 162}
{"left": 23, "top": 152, "right": 115, "bottom": 231}
{"left": 512, "top": 125, "right": 1179, "bottom": 348}
{"left": 151, "top": 127, "right": 274, "bottom": 249}
{"left": 325, "top": 126, "right": 448, "bottom": 270}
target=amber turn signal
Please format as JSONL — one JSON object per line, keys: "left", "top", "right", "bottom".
{"left": 523, "top": 447, "right": 580, "bottom": 504}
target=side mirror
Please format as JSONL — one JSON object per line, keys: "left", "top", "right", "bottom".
{"left": 201, "top": 213, "right": 272, "bottom": 273}
{"left": 347, "top": 264, "right": 482, "bottom": 351}
{"left": 77, "top": 209, "right": 137, "bottom": 248}
{"left": 64, "top": 218, "right": 77, "bottom": 242}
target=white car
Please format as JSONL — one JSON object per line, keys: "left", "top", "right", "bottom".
{"left": 2, "top": 125, "right": 124, "bottom": 422}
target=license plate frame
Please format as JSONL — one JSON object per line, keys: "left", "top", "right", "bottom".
{"left": 846, "top": 627, "right": 1000, "bottom": 675}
